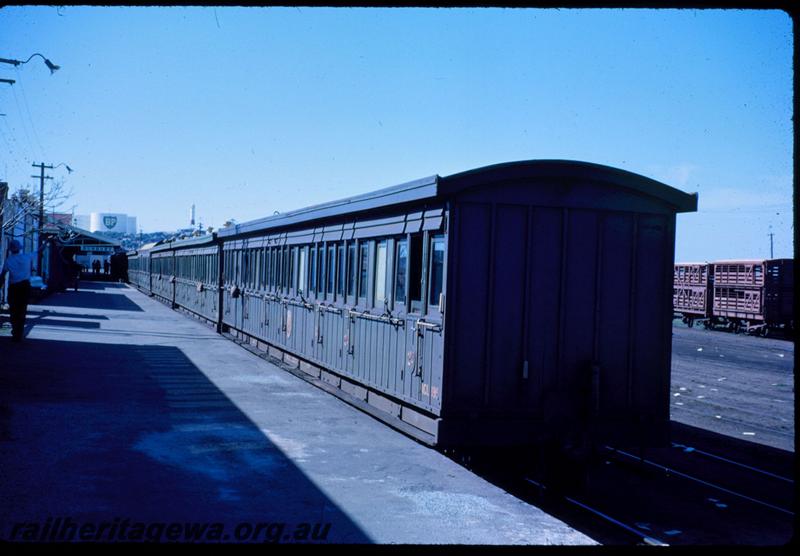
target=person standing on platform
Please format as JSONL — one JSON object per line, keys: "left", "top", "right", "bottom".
{"left": 71, "top": 258, "right": 81, "bottom": 292}
{"left": 103, "top": 259, "right": 110, "bottom": 275}
{"left": 0, "top": 240, "right": 35, "bottom": 342}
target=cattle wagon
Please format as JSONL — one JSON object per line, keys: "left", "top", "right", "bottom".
{"left": 673, "top": 259, "right": 794, "bottom": 335}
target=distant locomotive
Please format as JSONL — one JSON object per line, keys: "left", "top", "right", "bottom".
{"left": 674, "top": 259, "right": 794, "bottom": 335}
{"left": 129, "top": 160, "right": 697, "bottom": 449}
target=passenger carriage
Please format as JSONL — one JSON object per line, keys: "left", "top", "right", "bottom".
{"left": 214, "top": 160, "right": 697, "bottom": 447}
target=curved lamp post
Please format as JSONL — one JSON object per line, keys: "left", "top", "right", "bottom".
{"left": 53, "top": 163, "right": 73, "bottom": 174}
{"left": 0, "top": 53, "right": 61, "bottom": 74}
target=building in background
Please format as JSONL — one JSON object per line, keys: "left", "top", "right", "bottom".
{"left": 48, "top": 212, "right": 74, "bottom": 226}
{"left": 73, "top": 212, "right": 137, "bottom": 234}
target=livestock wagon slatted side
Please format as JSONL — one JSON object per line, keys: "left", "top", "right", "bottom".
{"left": 673, "top": 285, "right": 709, "bottom": 316}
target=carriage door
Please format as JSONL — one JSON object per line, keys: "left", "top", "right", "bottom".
{"left": 404, "top": 232, "right": 428, "bottom": 402}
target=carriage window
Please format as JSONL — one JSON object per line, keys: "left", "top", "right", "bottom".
{"left": 327, "top": 245, "right": 336, "bottom": 295}
{"left": 374, "top": 240, "right": 387, "bottom": 307}
{"left": 309, "top": 245, "right": 317, "bottom": 293}
{"left": 265, "top": 247, "right": 271, "bottom": 287}
{"left": 409, "top": 234, "right": 424, "bottom": 307}
{"left": 286, "top": 247, "right": 293, "bottom": 290}
{"left": 275, "top": 247, "right": 286, "bottom": 292}
{"left": 250, "top": 249, "right": 256, "bottom": 287}
{"left": 347, "top": 243, "right": 356, "bottom": 298}
{"left": 358, "top": 242, "right": 369, "bottom": 300}
{"left": 337, "top": 242, "right": 346, "bottom": 298}
{"left": 298, "top": 247, "right": 307, "bottom": 294}
{"left": 277, "top": 247, "right": 284, "bottom": 291}
{"left": 317, "top": 244, "right": 325, "bottom": 295}
{"left": 428, "top": 234, "right": 445, "bottom": 309}
{"left": 394, "top": 238, "right": 408, "bottom": 308}
{"left": 272, "top": 247, "right": 278, "bottom": 290}
{"left": 290, "top": 247, "right": 298, "bottom": 291}
{"left": 259, "top": 249, "right": 264, "bottom": 287}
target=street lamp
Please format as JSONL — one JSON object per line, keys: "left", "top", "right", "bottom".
{"left": 0, "top": 53, "right": 61, "bottom": 74}
{"left": 53, "top": 163, "right": 74, "bottom": 174}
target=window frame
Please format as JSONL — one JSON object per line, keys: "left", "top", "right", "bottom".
{"left": 326, "top": 243, "right": 336, "bottom": 302}
{"left": 393, "top": 236, "right": 409, "bottom": 313}
{"left": 373, "top": 239, "right": 388, "bottom": 310}
{"left": 427, "top": 233, "right": 446, "bottom": 319}
{"left": 346, "top": 241, "right": 357, "bottom": 304}
{"left": 409, "top": 232, "right": 428, "bottom": 315}
{"left": 357, "top": 239, "right": 370, "bottom": 308}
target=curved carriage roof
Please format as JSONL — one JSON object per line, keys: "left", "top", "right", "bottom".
{"left": 219, "top": 159, "right": 698, "bottom": 238}
{"left": 128, "top": 241, "right": 162, "bottom": 256}
{"left": 151, "top": 233, "right": 216, "bottom": 253}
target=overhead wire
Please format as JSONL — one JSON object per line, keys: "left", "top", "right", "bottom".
{"left": 14, "top": 65, "right": 48, "bottom": 160}
{"left": 9, "top": 84, "right": 39, "bottom": 163}
{"left": 0, "top": 88, "right": 31, "bottom": 179}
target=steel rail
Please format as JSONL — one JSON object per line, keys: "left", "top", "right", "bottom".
{"left": 671, "top": 442, "right": 794, "bottom": 484}
{"left": 605, "top": 446, "right": 794, "bottom": 516}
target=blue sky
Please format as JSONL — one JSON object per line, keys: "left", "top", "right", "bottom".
{"left": 0, "top": 7, "right": 793, "bottom": 261}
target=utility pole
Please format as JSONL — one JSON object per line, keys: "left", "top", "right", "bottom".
{"left": 31, "top": 162, "right": 53, "bottom": 274}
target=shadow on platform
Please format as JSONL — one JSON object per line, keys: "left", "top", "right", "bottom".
{"left": 0, "top": 338, "right": 370, "bottom": 543}
{"left": 25, "top": 317, "right": 101, "bottom": 331}
{"left": 36, "top": 290, "right": 144, "bottom": 312}
{"left": 75, "top": 280, "right": 129, "bottom": 291}
{"left": 80, "top": 272, "right": 121, "bottom": 285}
{"left": 27, "top": 309, "right": 110, "bottom": 321}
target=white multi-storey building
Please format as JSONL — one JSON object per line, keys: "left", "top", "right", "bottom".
{"left": 74, "top": 212, "right": 137, "bottom": 234}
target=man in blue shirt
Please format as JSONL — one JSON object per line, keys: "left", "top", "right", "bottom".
{"left": 1, "top": 240, "right": 35, "bottom": 342}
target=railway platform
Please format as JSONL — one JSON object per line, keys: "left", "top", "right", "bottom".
{"left": 0, "top": 281, "right": 594, "bottom": 544}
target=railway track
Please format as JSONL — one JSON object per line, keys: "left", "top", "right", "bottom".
{"left": 458, "top": 424, "right": 795, "bottom": 545}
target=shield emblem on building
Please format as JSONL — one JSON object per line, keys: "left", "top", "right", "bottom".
{"left": 103, "top": 215, "right": 118, "bottom": 229}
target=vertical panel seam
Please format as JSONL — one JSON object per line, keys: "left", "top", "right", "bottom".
{"left": 482, "top": 203, "right": 497, "bottom": 407}
{"left": 556, "top": 208, "right": 569, "bottom": 391}
{"left": 626, "top": 214, "right": 639, "bottom": 410}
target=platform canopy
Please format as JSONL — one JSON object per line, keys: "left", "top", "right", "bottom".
{"left": 43, "top": 223, "right": 121, "bottom": 254}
